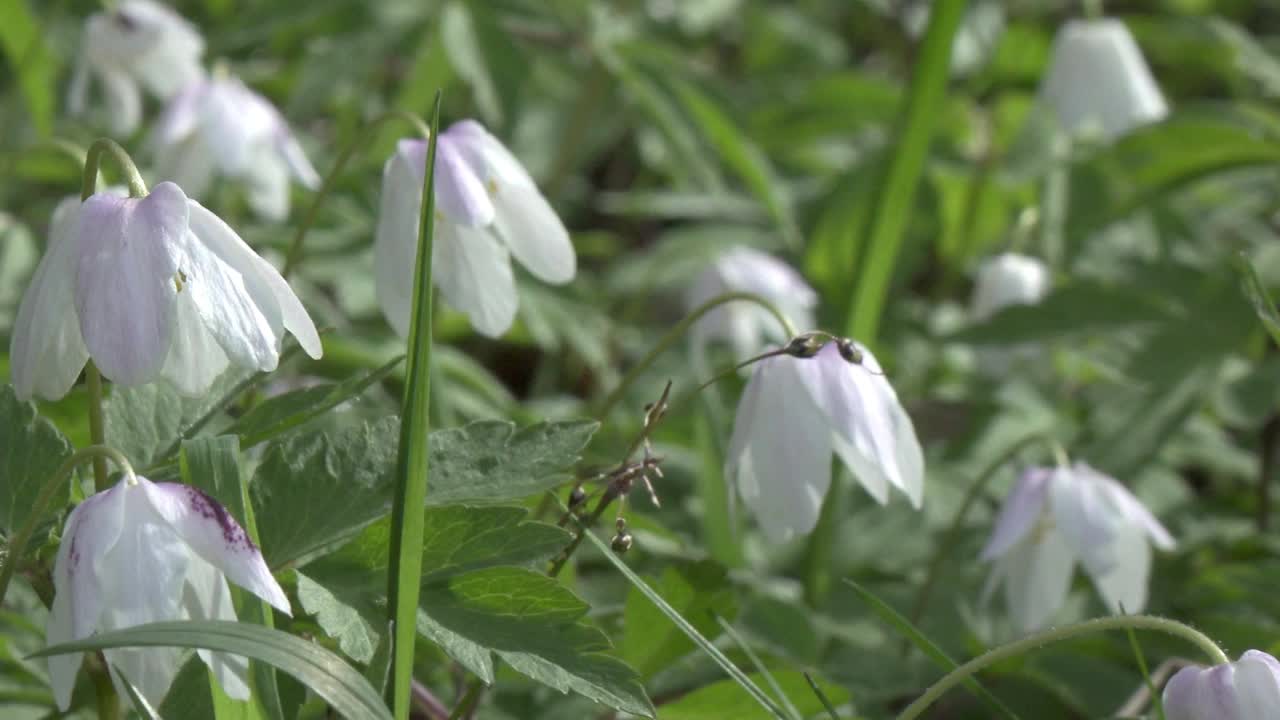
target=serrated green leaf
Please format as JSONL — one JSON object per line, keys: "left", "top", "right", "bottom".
{"left": 296, "top": 570, "right": 381, "bottom": 664}
{"left": 658, "top": 671, "right": 852, "bottom": 720}
{"left": 426, "top": 419, "right": 598, "bottom": 505}
{"left": 0, "top": 384, "right": 72, "bottom": 537}
{"left": 621, "top": 561, "right": 735, "bottom": 679}
{"left": 31, "top": 620, "right": 391, "bottom": 720}
{"left": 105, "top": 369, "right": 249, "bottom": 468}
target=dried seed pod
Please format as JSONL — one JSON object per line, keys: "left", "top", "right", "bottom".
{"left": 615, "top": 516, "right": 628, "bottom": 534}
{"left": 611, "top": 532, "right": 634, "bottom": 554}
{"left": 568, "top": 485, "right": 586, "bottom": 509}
{"left": 836, "top": 337, "right": 863, "bottom": 365}
{"left": 782, "top": 332, "right": 826, "bottom": 358}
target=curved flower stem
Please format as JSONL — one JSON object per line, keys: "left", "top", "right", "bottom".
{"left": 84, "top": 363, "right": 110, "bottom": 492}
{"left": 594, "top": 291, "right": 798, "bottom": 421}
{"left": 281, "top": 109, "right": 432, "bottom": 278}
{"left": 81, "top": 138, "right": 147, "bottom": 200}
{"left": 0, "top": 445, "right": 136, "bottom": 606}
{"left": 896, "top": 615, "right": 1229, "bottom": 720}
{"left": 907, "top": 431, "right": 1055, "bottom": 627}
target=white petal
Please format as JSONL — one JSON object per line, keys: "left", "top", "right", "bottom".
{"left": 725, "top": 351, "right": 768, "bottom": 473}
{"left": 375, "top": 140, "right": 427, "bottom": 338}
{"left": 435, "top": 137, "right": 495, "bottom": 227}
{"left": 998, "top": 525, "right": 1076, "bottom": 632}
{"left": 161, "top": 289, "right": 231, "bottom": 396}
{"left": 45, "top": 577, "right": 82, "bottom": 711}
{"left": 11, "top": 197, "right": 89, "bottom": 401}
{"left": 1235, "top": 651, "right": 1280, "bottom": 718}
{"left": 971, "top": 252, "right": 1050, "bottom": 320}
{"left": 202, "top": 79, "right": 278, "bottom": 176}
{"left": 727, "top": 356, "right": 832, "bottom": 542}
{"left": 1163, "top": 663, "right": 1242, "bottom": 720}
{"left": 445, "top": 119, "right": 537, "bottom": 188}
{"left": 1087, "top": 523, "right": 1151, "bottom": 615}
{"left": 434, "top": 221, "right": 518, "bottom": 338}
{"left": 242, "top": 151, "right": 291, "bottom": 222}
{"left": 182, "top": 558, "right": 251, "bottom": 700}
{"left": 139, "top": 480, "right": 291, "bottom": 614}
{"left": 67, "top": 55, "right": 91, "bottom": 117}
{"left": 153, "top": 134, "right": 218, "bottom": 201}
{"left": 277, "top": 132, "right": 321, "bottom": 189}
{"left": 153, "top": 82, "right": 204, "bottom": 147}
{"left": 99, "top": 68, "right": 143, "bottom": 137}
{"left": 1086, "top": 464, "right": 1177, "bottom": 551}
{"left": 1049, "top": 465, "right": 1121, "bottom": 577}
{"left": 75, "top": 185, "right": 184, "bottom": 386}
{"left": 492, "top": 187, "right": 576, "bottom": 285}
{"left": 981, "top": 468, "right": 1053, "bottom": 561}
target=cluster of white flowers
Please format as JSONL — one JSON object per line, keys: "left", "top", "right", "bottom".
{"left": 13, "top": 3, "right": 1264, "bottom": 715}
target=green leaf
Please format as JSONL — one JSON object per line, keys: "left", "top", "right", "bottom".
{"left": 438, "top": 2, "right": 526, "bottom": 126}
{"left": 251, "top": 417, "right": 399, "bottom": 570}
{"left": 621, "top": 561, "right": 735, "bottom": 679}
{"left": 580, "top": 527, "right": 788, "bottom": 719}
{"left": 845, "top": 580, "right": 1020, "bottom": 720}
{"left": 0, "top": 0, "right": 56, "bottom": 134}
{"left": 1234, "top": 252, "right": 1280, "bottom": 347}
{"left": 296, "top": 505, "right": 570, "bottom": 662}
{"left": 180, "top": 436, "right": 247, "bottom": 520}
{"left": 31, "top": 620, "right": 391, "bottom": 720}
{"left": 0, "top": 384, "right": 73, "bottom": 537}
{"left": 951, "top": 281, "right": 1174, "bottom": 345}
{"left": 416, "top": 567, "right": 654, "bottom": 717}
{"left": 658, "top": 671, "right": 852, "bottom": 720}
{"left": 227, "top": 356, "right": 402, "bottom": 447}
{"left": 104, "top": 369, "right": 249, "bottom": 468}
{"left": 426, "top": 419, "right": 598, "bottom": 505}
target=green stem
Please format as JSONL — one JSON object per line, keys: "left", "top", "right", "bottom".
{"left": 1082, "top": 0, "right": 1103, "bottom": 19}
{"left": 84, "top": 362, "right": 109, "bottom": 492}
{"left": 595, "top": 291, "right": 798, "bottom": 420}
{"left": 907, "top": 431, "right": 1053, "bottom": 626}
{"left": 89, "top": 654, "right": 122, "bottom": 720}
{"left": 0, "top": 445, "right": 135, "bottom": 606}
{"left": 282, "top": 109, "right": 432, "bottom": 278}
{"left": 896, "top": 615, "right": 1228, "bottom": 720}
{"left": 81, "top": 138, "right": 147, "bottom": 200}
{"left": 446, "top": 681, "right": 483, "bottom": 720}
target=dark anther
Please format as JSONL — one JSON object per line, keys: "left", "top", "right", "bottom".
{"left": 836, "top": 337, "right": 863, "bottom": 365}
{"left": 568, "top": 485, "right": 586, "bottom": 509}
{"left": 783, "top": 332, "right": 826, "bottom": 358}
{"left": 611, "top": 533, "right": 634, "bottom": 554}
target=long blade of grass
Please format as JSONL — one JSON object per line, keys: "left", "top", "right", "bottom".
{"left": 715, "top": 616, "right": 803, "bottom": 720}
{"left": 803, "top": 672, "right": 840, "bottom": 720}
{"left": 845, "top": 0, "right": 965, "bottom": 346}
{"left": 844, "top": 580, "right": 1021, "bottom": 720}
{"left": 579, "top": 527, "right": 789, "bottom": 719}
{"left": 386, "top": 92, "right": 442, "bottom": 720}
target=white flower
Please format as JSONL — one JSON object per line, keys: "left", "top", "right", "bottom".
{"left": 10, "top": 181, "right": 322, "bottom": 400}
{"left": 980, "top": 462, "right": 1175, "bottom": 632}
{"left": 375, "top": 120, "right": 575, "bottom": 339}
{"left": 151, "top": 76, "right": 320, "bottom": 221}
{"left": 68, "top": 0, "right": 205, "bottom": 136}
{"left": 46, "top": 475, "right": 290, "bottom": 710}
{"left": 1039, "top": 19, "right": 1168, "bottom": 140}
{"left": 1163, "top": 650, "right": 1280, "bottom": 720}
{"left": 726, "top": 340, "right": 924, "bottom": 542}
{"left": 686, "top": 247, "right": 817, "bottom": 359}
{"left": 971, "top": 252, "right": 1050, "bottom": 321}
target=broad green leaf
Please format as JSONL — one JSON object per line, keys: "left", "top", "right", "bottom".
{"left": 621, "top": 561, "right": 735, "bottom": 679}
{"left": 0, "top": 385, "right": 72, "bottom": 537}
{"left": 296, "top": 505, "right": 569, "bottom": 662}
{"left": 227, "top": 356, "right": 402, "bottom": 447}
{"left": 439, "top": 2, "right": 527, "bottom": 126}
{"left": 1234, "top": 252, "right": 1280, "bottom": 347}
{"left": 0, "top": 0, "right": 56, "bottom": 134}
{"left": 31, "top": 620, "right": 391, "bottom": 720}
{"left": 951, "top": 281, "right": 1174, "bottom": 345}
{"left": 426, "top": 419, "right": 598, "bottom": 505}
{"left": 105, "top": 369, "right": 249, "bottom": 468}
{"left": 251, "top": 417, "right": 399, "bottom": 570}
{"left": 180, "top": 436, "right": 247, "bottom": 520}
{"left": 659, "top": 671, "right": 852, "bottom": 720}
{"left": 416, "top": 567, "right": 654, "bottom": 717}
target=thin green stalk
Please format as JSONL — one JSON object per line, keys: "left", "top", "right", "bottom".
{"left": 803, "top": 673, "right": 840, "bottom": 720}
{"left": 895, "top": 615, "right": 1229, "bottom": 720}
{"left": 386, "top": 93, "right": 442, "bottom": 720}
{"left": 595, "top": 291, "right": 797, "bottom": 420}
{"left": 801, "top": 471, "right": 846, "bottom": 607}
{"left": 446, "top": 681, "right": 482, "bottom": 720}
{"left": 81, "top": 137, "right": 147, "bottom": 199}
{"left": 716, "top": 616, "right": 802, "bottom": 720}
{"left": 0, "top": 445, "right": 135, "bottom": 608}
{"left": 84, "top": 362, "right": 110, "bottom": 492}
{"left": 907, "top": 431, "right": 1052, "bottom": 626}
{"left": 282, "top": 109, "right": 432, "bottom": 277}
{"left": 846, "top": 0, "right": 965, "bottom": 346}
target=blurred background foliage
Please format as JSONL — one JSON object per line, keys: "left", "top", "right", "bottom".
{"left": 4, "top": 0, "right": 1280, "bottom": 718}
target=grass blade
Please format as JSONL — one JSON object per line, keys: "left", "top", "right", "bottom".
{"left": 32, "top": 620, "right": 391, "bottom": 720}
{"left": 386, "top": 91, "right": 442, "bottom": 719}
{"left": 579, "top": 527, "right": 789, "bottom": 719}
{"left": 803, "top": 672, "right": 840, "bottom": 720}
{"left": 715, "top": 616, "right": 803, "bottom": 720}
{"left": 845, "top": 0, "right": 965, "bottom": 346}
{"left": 1234, "top": 251, "right": 1280, "bottom": 348}
{"left": 844, "top": 580, "right": 1021, "bottom": 720}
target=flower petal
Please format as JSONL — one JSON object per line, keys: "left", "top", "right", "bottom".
{"left": 375, "top": 140, "right": 427, "bottom": 338}
{"left": 435, "top": 137, "right": 495, "bottom": 227}
{"left": 182, "top": 557, "right": 251, "bottom": 700}
{"left": 11, "top": 197, "right": 89, "bottom": 401}
{"left": 1087, "top": 523, "right": 1152, "bottom": 615}
{"left": 242, "top": 150, "right": 292, "bottom": 222}
{"left": 139, "top": 480, "right": 291, "bottom": 614}
{"left": 99, "top": 67, "right": 143, "bottom": 137}
{"left": 1086, "top": 463, "right": 1176, "bottom": 551}
{"left": 76, "top": 185, "right": 185, "bottom": 386}
{"left": 1049, "top": 465, "right": 1121, "bottom": 577}
{"left": 1163, "top": 663, "right": 1242, "bottom": 720}
{"left": 161, "top": 288, "right": 231, "bottom": 395}
{"left": 491, "top": 187, "right": 576, "bottom": 285}
{"left": 433, "top": 220, "right": 518, "bottom": 338}
{"left": 277, "top": 132, "right": 321, "bottom": 189}
{"left": 1235, "top": 650, "right": 1280, "bottom": 718}
{"left": 981, "top": 468, "right": 1053, "bottom": 561}
{"left": 998, "top": 525, "right": 1076, "bottom": 632}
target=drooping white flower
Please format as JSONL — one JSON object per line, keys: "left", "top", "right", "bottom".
{"left": 68, "top": 0, "right": 205, "bottom": 136}
{"left": 971, "top": 252, "right": 1050, "bottom": 321}
{"left": 9, "top": 181, "right": 322, "bottom": 400}
{"left": 1163, "top": 650, "right": 1280, "bottom": 720}
{"left": 686, "top": 247, "right": 817, "bottom": 359}
{"left": 726, "top": 340, "right": 924, "bottom": 542}
{"left": 151, "top": 76, "right": 320, "bottom": 221}
{"left": 980, "top": 462, "right": 1175, "bottom": 632}
{"left": 375, "top": 120, "right": 575, "bottom": 339}
{"left": 1039, "top": 19, "right": 1168, "bottom": 140}
{"left": 46, "top": 475, "right": 291, "bottom": 710}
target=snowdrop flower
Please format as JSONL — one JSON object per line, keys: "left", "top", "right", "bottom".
{"left": 726, "top": 339, "right": 924, "bottom": 542}
{"left": 10, "top": 181, "right": 322, "bottom": 401}
{"left": 686, "top": 247, "right": 817, "bottom": 359}
{"left": 1163, "top": 650, "right": 1280, "bottom": 720}
{"left": 152, "top": 75, "right": 320, "bottom": 221}
{"left": 375, "top": 120, "right": 575, "bottom": 338}
{"left": 68, "top": 0, "right": 205, "bottom": 136}
{"left": 1039, "top": 19, "right": 1168, "bottom": 140}
{"left": 46, "top": 474, "right": 290, "bottom": 709}
{"left": 971, "top": 252, "right": 1049, "bottom": 320}
{"left": 981, "top": 462, "right": 1175, "bottom": 632}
